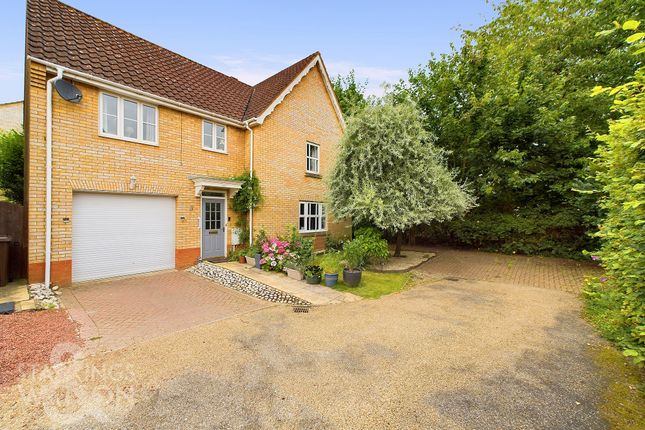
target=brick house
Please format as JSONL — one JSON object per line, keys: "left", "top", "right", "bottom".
{"left": 24, "top": 0, "right": 349, "bottom": 286}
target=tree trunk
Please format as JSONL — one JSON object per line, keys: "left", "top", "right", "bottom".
{"left": 394, "top": 231, "right": 403, "bottom": 257}
{"left": 408, "top": 226, "right": 417, "bottom": 246}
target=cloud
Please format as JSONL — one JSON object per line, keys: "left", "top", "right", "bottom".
{"left": 325, "top": 61, "right": 405, "bottom": 97}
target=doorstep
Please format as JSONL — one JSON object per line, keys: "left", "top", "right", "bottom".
{"left": 0, "top": 280, "right": 35, "bottom": 313}
{"left": 216, "top": 262, "right": 361, "bottom": 306}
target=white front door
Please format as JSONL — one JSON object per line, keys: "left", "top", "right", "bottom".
{"left": 72, "top": 193, "right": 175, "bottom": 282}
{"left": 202, "top": 197, "right": 226, "bottom": 258}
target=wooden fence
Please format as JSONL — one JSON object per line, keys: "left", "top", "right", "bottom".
{"left": 0, "top": 201, "right": 25, "bottom": 281}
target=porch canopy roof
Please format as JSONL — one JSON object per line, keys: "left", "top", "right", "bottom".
{"left": 189, "top": 175, "right": 243, "bottom": 197}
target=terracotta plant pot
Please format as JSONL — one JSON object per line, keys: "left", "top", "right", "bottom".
{"left": 238, "top": 255, "right": 246, "bottom": 263}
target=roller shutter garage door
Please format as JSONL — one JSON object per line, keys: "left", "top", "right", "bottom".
{"left": 72, "top": 193, "right": 175, "bottom": 282}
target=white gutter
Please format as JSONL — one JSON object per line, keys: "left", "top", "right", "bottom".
{"left": 45, "top": 67, "right": 63, "bottom": 287}
{"left": 244, "top": 121, "right": 254, "bottom": 246}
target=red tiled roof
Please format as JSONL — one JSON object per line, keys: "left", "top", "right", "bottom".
{"left": 243, "top": 52, "right": 319, "bottom": 120}
{"left": 26, "top": 0, "right": 319, "bottom": 123}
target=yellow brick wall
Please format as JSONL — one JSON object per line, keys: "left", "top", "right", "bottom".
{"left": 26, "top": 60, "right": 348, "bottom": 284}
{"left": 252, "top": 65, "right": 351, "bottom": 243}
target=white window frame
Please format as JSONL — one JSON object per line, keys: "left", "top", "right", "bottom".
{"left": 299, "top": 201, "right": 327, "bottom": 233}
{"left": 202, "top": 120, "right": 227, "bottom": 154}
{"left": 99, "top": 92, "right": 158, "bottom": 146}
{"left": 306, "top": 142, "right": 320, "bottom": 174}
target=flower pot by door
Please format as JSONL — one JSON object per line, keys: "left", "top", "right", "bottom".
{"left": 286, "top": 267, "right": 304, "bottom": 280}
{"left": 343, "top": 269, "right": 362, "bottom": 287}
{"left": 245, "top": 256, "right": 255, "bottom": 266}
{"left": 254, "top": 253, "right": 262, "bottom": 269}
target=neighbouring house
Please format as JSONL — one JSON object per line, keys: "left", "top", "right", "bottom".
{"left": 0, "top": 101, "right": 23, "bottom": 132}
{"left": 24, "top": 0, "right": 349, "bottom": 286}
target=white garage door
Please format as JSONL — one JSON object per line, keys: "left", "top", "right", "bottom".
{"left": 72, "top": 193, "right": 175, "bottom": 282}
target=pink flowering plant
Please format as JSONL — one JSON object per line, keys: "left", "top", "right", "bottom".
{"left": 259, "top": 237, "right": 292, "bottom": 272}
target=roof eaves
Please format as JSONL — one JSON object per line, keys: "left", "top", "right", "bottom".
{"left": 28, "top": 56, "right": 246, "bottom": 127}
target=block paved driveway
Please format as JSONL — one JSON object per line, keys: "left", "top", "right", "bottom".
{"left": 62, "top": 270, "right": 271, "bottom": 351}
{"left": 415, "top": 246, "right": 601, "bottom": 293}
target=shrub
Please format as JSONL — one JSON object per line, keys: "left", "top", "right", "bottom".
{"left": 342, "top": 239, "right": 367, "bottom": 270}
{"left": 0, "top": 129, "right": 24, "bottom": 204}
{"left": 354, "top": 227, "right": 390, "bottom": 264}
{"left": 319, "top": 252, "right": 343, "bottom": 275}
{"left": 584, "top": 23, "right": 645, "bottom": 366}
{"left": 259, "top": 237, "right": 292, "bottom": 272}
{"left": 304, "top": 265, "right": 322, "bottom": 278}
{"left": 341, "top": 227, "right": 390, "bottom": 271}
{"left": 325, "top": 234, "right": 345, "bottom": 252}
{"left": 289, "top": 238, "right": 313, "bottom": 271}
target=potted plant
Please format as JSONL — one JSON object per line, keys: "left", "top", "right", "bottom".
{"left": 342, "top": 239, "right": 366, "bottom": 287}
{"left": 285, "top": 261, "right": 304, "bottom": 281}
{"left": 245, "top": 252, "right": 255, "bottom": 266}
{"left": 320, "top": 252, "right": 343, "bottom": 287}
{"left": 304, "top": 265, "right": 322, "bottom": 284}
{"left": 245, "top": 243, "right": 260, "bottom": 267}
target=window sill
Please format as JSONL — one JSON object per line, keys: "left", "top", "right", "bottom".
{"left": 305, "top": 172, "right": 322, "bottom": 179}
{"left": 99, "top": 132, "right": 159, "bottom": 146}
{"left": 299, "top": 230, "right": 327, "bottom": 237}
{"left": 202, "top": 146, "right": 228, "bottom": 155}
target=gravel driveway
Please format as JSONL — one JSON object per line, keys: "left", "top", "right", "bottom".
{"left": 0, "top": 276, "right": 607, "bottom": 429}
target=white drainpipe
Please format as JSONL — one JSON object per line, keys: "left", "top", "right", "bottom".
{"left": 45, "top": 68, "right": 63, "bottom": 287}
{"left": 244, "top": 121, "right": 254, "bottom": 246}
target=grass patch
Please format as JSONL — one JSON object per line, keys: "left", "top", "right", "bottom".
{"left": 331, "top": 271, "right": 413, "bottom": 299}
{"left": 591, "top": 344, "right": 645, "bottom": 430}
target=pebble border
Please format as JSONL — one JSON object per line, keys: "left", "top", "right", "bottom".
{"left": 28, "top": 283, "right": 61, "bottom": 309}
{"left": 188, "top": 262, "right": 311, "bottom": 306}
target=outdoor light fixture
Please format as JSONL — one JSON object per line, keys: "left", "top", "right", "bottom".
{"left": 129, "top": 175, "right": 137, "bottom": 190}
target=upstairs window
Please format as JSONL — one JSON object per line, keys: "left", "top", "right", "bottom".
{"left": 299, "top": 202, "right": 326, "bottom": 233}
{"left": 100, "top": 93, "right": 157, "bottom": 145}
{"left": 203, "top": 121, "right": 227, "bottom": 153}
{"left": 306, "top": 142, "right": 320, "bottom": 174}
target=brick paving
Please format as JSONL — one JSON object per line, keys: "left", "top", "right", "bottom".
{"left": 61, "top": 271, "right": 270, "bottom": 351}
{"left": 415, "top": 246, "right": 602, "bottom": 293}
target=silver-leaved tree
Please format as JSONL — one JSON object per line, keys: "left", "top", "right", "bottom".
{"left": 328, "top": 99, "right": 476, "bottom": 257}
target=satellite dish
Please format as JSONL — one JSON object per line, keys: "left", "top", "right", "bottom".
{"left": 54, "top": 79, "right": 82, "bottom": 103}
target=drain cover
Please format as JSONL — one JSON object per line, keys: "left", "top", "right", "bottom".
{"left": 293, "top": 306, "right": 310, "bottom": 313}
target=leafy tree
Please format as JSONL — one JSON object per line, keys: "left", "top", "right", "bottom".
{"left": 332, "top": 70, "right": 368, "bottom": 119}
{"left": 393, "top": 0, "right": 643, "bottom": 258}
{"left": 328, "top": 98, "right": 475, "bottom": 256}
{"left": 585, "top": 21, "right": 644, "bottom": 366}
{"left": 0, "top": 129, "right": 24, "bottom": 204}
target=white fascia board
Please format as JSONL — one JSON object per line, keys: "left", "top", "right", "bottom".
{"left": 253, "top": 55, "right": 346, "bottom": 129}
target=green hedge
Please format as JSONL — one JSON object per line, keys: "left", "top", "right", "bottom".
{"left": 584, "top": 29, "right": 645, "bottom": 366}
{"left": 417, "top": 209, "right": 594, "bottom": 259}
